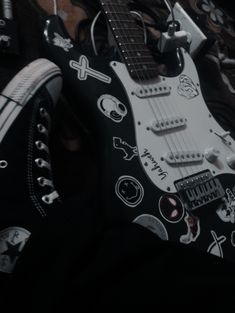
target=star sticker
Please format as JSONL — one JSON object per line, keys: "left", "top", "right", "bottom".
{"left": 1, "top": 241, "right": 22, "bottom": 263}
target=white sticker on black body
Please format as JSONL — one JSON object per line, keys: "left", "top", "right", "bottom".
{"left": 113, "top": 137, "right": 138, "bottom": 160}
{"left": 97, "top": 94, "right": 127, "bottom": 122}
{"left": 133, "top": 214, "right": 168, "bottom": 240}
{"left": 180, "top": 212, "right": 200, "bottom": 244}
{"left": 158, "top": 194, "right": 184, "bottom": 223}
{"left": 115, "top": 175, "right": 144, "bottom": 207}
{"left": 178, "top": 74, "right": 199, "bottom": 99}
{"left": 52, "top": 32, "right": 73, "bottom": 51}
{"left": 216, "top": 188, "right": 235, "bottom": 223}
{"left": 207, "top": 230, "right": 226, "bottom": 259}
{"left": 231, "top": 231, "right": 235, "bottom": 247}
{"left": 70, "top": 55, "right": 111, "bottom": 83}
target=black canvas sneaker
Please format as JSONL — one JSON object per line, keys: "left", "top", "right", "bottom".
{"left": 0, "top": 58, "right": 62, "bottom": 274}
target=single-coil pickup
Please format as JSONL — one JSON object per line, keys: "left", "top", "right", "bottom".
{"left": 164, "top": 150, "right": 203, "bottom": 165}
{"left": 133, "top": 83, "right": 170, "bottom": 98}
{"left": 151, "top": 116, "right": 186, "bottom": 133}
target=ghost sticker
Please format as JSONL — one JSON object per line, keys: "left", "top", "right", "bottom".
{"left": 113, "top": 137, "right": 138, "bottom": 161}
{"left": 115, "top": 175, "right": 144, "bottom": 207}
{"left": 177, "top": 74, "right": 199, "bottom": 99}
{"left": 216, "top": 188, "right": 235, "bottom": 223}
{"left": 0, "top": 227, "right": 31, "bottom": 274}
{"left": 97, "top": 94, "right": 127, "bottom": 122}
{"left": 158, "top": 194, "right": 184, "bottom": 223}
{"left": 133, "top": 214, "right": 168, "bottom": 240}
{"left": 207, "top": 230, "right": 226, "bottom": 259}
{"left": 180, "top": 212, "right": 200, "bottom": 244}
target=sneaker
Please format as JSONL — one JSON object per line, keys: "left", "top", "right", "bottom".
{"left": 0, "top": 58, "right": 62, "bottom": 274}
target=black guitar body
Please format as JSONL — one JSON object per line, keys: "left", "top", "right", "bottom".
{"left": 43, "top": 15, "right": 235, "bottom": 262}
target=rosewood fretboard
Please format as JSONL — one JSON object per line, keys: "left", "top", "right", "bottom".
{"left": 99, "top": 0, "right": 159, "bottom": 81}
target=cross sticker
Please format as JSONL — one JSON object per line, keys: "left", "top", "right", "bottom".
{"left": 69, "top": 55, "right": 112, "bottom": 84}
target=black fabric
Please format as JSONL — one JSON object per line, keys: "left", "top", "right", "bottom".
{"left": 0, "top": 0, "right": 42, "bottom": 91}
{"left": 1, "top": 196, "right": 235, "bottom": 312}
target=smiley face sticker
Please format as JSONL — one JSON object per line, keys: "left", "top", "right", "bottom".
{"left": 115, "top": 175, "right": 144, "bottom": 207}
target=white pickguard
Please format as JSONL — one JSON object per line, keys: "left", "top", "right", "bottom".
{"left": 110, "top": 48, "right": 235, "bottom": 193}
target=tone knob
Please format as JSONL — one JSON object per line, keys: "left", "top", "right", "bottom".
{"left": 226, "top": 154, "right": 235, "bottom": 169}
{"left": 204, "top": 147, "right": 220, "bottom": 163}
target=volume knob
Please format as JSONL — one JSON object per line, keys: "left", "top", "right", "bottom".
{"left": 226, "top": 154, "right": 235, "bottom": 169}
{"left": 204, "top": 147, "right": 220, "bottom": 163}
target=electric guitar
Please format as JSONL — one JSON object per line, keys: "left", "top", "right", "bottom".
{"left": 43, "top": 0, "right": 235, "bottom": 262}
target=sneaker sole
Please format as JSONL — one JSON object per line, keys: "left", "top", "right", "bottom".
{"left": 0, "top": 58, "right": 62, "bottom": 143}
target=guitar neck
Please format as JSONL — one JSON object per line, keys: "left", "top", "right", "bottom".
{"left": 99, "top": 0, "right": 159, "bottom": 82}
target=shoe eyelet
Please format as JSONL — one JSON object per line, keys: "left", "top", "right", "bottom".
{"left": 35, "top": 140, "right": 43, "bottom": 149}
{"left": 39, "top": 107, "right": 50, "bottom": 120}
{"left": 40, "top": 107, "right": 47, "bottom": 117}
{"left": 42, "top": 195, "right": 50, "bottom": 204}
{"left": 37, "top": 124, "right": 48, "bottom": 136}
{"left": 37, "top": 176, "right": 53, "bottom": 188}
{"left": 37, "top": 177, "right": 46, "bottom": 187}
{"left": 42, "top": 191, "right": 60, "bottom": 205}
{"left": 35, "top": 141, "right": 49, "bottom": 153}
{"left": 0, "top": 160, "right": 8, "bottom": 168}
{"left": 35, "top": 158, "right": 43, "bottom": 167}
{"left": 35, "top": 158, "right": 51, "bottom": 170}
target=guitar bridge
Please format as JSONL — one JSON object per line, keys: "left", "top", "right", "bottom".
{"left": 175, "top": 170, "right": 225, "bottom": 210}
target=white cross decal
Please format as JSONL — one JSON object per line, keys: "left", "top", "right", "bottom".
{"left": 69, "top": 55, "right": 112, "bottom": 84}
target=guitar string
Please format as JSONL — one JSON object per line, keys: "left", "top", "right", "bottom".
{"left": 137, "top": 33, "right": 202, "bottom": 177}
{"left": 124, "top": 4, "right": 195, "bottom": 178}
{"left": 162, "top": 51, "right": 205, "bottom": 176}
{"left": 157, "top": 67, "right": 204, "bottom": 177}
{"left": 113, "top": 1, "right": 204, "bottom": 178}
{"left": 158, "top": 0, "right": 203, "bottom": 176}
{"left": 104, "top": 0, "right": 190, "bottom": 181}
{"left": 104, "top": 0, "right": 186, "bottom": 183}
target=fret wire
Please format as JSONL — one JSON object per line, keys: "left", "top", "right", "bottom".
{"left": 125, "top": 56, "right": 154, "bottom": 62}
{"left": 116, "top": 33, "right": 145, "bottom": 38}
{"left": 108, "top": 19, "right": 136, "bottom": 23}
{"left": 102, "top": 0, "right": 152, "bottom": 80}
{"left": 106, "top": 11, "right": 132, "bottom": 15}
{"left": 101, "top": 0, "right": 158, "bottom": 80}
{"left": 118, "top": 42, "right": 147, "bottom": 47}
{"left": 131, "top": 67, "right": 159, "bottom": 73}
{"left": 101, "top": 2, "right": 127, "bottom": 6}
{"left": 128, "top": 62, "right": 159, "bottom": 68}
{"left": 110, "top": 20, "right": 137, "bottom": 26}
{"left": 113, "top": 27, "right": 139, "bottom": 31}
{"left": 123, "top": 49, "right": 150, "bottom": 53}
{"left": 125, "top": 54, "right": 153, "bottom": 58}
